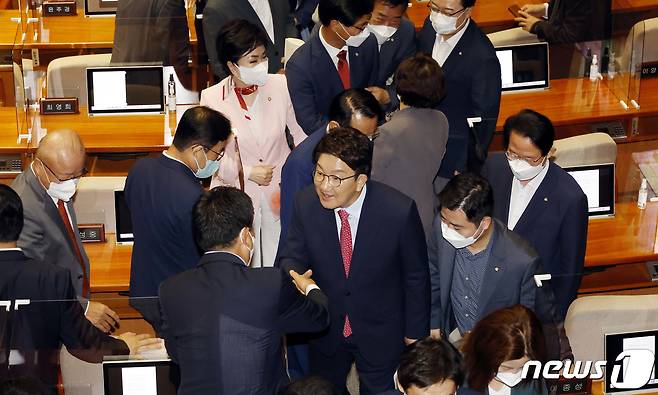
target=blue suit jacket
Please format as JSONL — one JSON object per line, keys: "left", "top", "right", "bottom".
{"left": 279, "top": 126, "right": 326, "bottom": 245}
{"left": 481, "top": 153, "right": 588, "bottom": 318}
{"left": 286, "top": 29, "right": 380, "bottom": 134}
{"left": 418, "top": 18, "right": 501, "bottom": 176}
{"left": 277, "top": 181, "right": 430, "bottom": 363}
{"left": 125, "top": 154, "right": 203, "bottom": 299}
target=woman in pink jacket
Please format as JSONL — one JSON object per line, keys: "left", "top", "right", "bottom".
{"left": 201, "top": 19, "right": 306, "bottom": 268}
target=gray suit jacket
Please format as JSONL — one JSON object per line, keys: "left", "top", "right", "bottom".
{"left": 371, "top": 107, "right": 448, "bottom": 239}
{"left": 203, "top": 0, "right": 296, "bottom": 80}
{"left": 11, "top": 167, "right": 90, "bottom": 305}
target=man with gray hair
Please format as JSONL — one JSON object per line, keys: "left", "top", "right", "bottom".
{"left": 11, "top": 129, "right": 120, "bottom": 333}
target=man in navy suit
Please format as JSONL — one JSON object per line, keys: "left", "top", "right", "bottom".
{"left": 481, "top": 109, "right": 588, "bottom": 318}
{"left": 286, "top": 0, "right": 383, "bottom": 135}
{"left": 125, "top": 106, "right": 232, "bottom": 331}
{"left": 418, "top": 0, "right": 501, "bottom": 178}
{"left": 278, "top": 128, "right": 430, "bottom": 394}
{"left": 159, "top": 187, "right": 329, "bottom": 394}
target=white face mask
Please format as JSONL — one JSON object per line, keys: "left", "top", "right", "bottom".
{"left": 47, "top": 178, "right": 79, "bottom": 202}
{"left": 496, "top": 370, "right": 523, "bottom": 388}
{"left": 508, "top": 157, "right": 546, "bottom": 181}
{"left": 242, "top": 229, "right": 255, "bottom": 266}
{"left": 338, "top": 23, "right": 371, "bottom": 47}
{"left": 440, "top": 220, "right": 482, "bottom": 249}
{"left": 367, "top": 24, "right": 398, "bottom": 45}
{"left": 237, "top": 60, "right": 268, "bottom": 86}
{"left": 430, "top": 10, "right": 464, "bottom": 35}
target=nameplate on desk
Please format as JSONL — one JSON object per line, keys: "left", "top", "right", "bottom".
{"left": 641, "top": 62, "right": 658, "bottom": 79}
{"left": 43, "top": 1, "right": 77, "bottom": 16}
{"left": 549, "top": 377, "right": 591, "bottom": 395}
{"left": 40, "top": 98, "right": 79, "bottom": 115}
{"left": 78, "top": 224, "right": 105, "bottom": 243}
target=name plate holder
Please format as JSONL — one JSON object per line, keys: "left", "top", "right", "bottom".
{"left": 40, "top": 98, "right": 79, "bottom": 115}
{"left": 43, "top": 1, "right": 77, "bottom": 16}
{"left": 78, "top": 224, "right": 106, "bottom": 243}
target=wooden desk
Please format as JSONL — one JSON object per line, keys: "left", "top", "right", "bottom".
{"left": 0, "top": 9, "right": 21, "bottom": 49}
{"left": 87, "top": 233, "right": 132, "bottom": 293}
{"left": 0, "top": 106, "right": 27, "bottom": 153}
{"left": 32, "top": 107, "right": 173, "bottom": 153}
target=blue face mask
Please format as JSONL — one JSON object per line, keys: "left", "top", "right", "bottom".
{"left": 193, "top": 149, "right": 220, "bottom": 179}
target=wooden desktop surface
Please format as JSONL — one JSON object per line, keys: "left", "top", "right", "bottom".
{"left": 0, "top": 10, "right": 20, "bottom": 49}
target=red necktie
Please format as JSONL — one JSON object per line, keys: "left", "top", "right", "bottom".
{"left": 338, "top": 209, "right": 353, "bottom": 337}
{"left": 337, "top": 50, "right": 351, "bottom": 89}
{"left": 57, "top": 200, "right": 90, "bottom": 297}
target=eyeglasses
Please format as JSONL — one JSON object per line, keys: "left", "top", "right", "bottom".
{"left": 205, "top": 146, "right": 225, "bottom": 161}
{"left": 38, "top": 158, "right": 88, "bottom": 183}
{"left": 505, "top": 150, "right": 544, "bottom": 165}
{"left": 313, "top": 169, "right": 358, "bottom": 188}
{"left": 428, "top": 3, "right": 467, "bottom": 17}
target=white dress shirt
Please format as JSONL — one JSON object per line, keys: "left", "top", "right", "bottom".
{"left": 0, "top": 247, "right": 22, "bottom": 252}
{"left": 334, "top": 184, "right": 367, "bottom": 249}
{"left": 319, "top": 26, "right": 348, "bottom": 70}
{"left": 431, "top": 19, "right": 470, "bottom": 66}
{"left": 248, "top": 0, "right": 275, "bottom": 44}
{"left": 507, "top": 163, "right": 549, "bottom": 230}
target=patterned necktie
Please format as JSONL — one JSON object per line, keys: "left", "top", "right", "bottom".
{"left": 337, "top": 50, "right": 351, "bottom": 89}
{"left": 338, "top": 209, "right": 353, "bottom": 337}
{"left": 57, "top": 200, "right": 90, "bottom": 297}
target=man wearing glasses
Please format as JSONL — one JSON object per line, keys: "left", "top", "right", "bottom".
{"left": 278, "top": 127, "right": 430, "bottom": 394}
{"left": 418, "top": 0, "right": 501, "bottom": 178}
{"left": 11, "top": 129, "right": 120, "bottom": 333}
{"left": 481, "top": 109, "right": 588, "bottom": 319}
{"left": 124, "top": 106, "right": 232, "bottom": 332}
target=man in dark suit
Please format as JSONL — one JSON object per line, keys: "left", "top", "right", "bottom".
{"left": 11, "top": 130, "right": 119, "bottom": 334}
{"left": 286, "top": 0, "right": 383, "bottom": 135}
{"left": 203, "top": 0, "right": 297, "bottom": 81}
{"left": 125, "top": 106, "right": 232, "bottom": 331}
{"left": 481, "top": 109, "right": 588, "bottom": 318}
{"left": 418, "top": 0, "right": 501, "bottom": 177}
{"left": 429, "top": 173, "right": 570, "bottom": 360}
{"left": 278, "top": 128, "right": 430, "bottom": 394}
{"left": 159, "top": 186, "right": 329, "bottom": 394}
{"left": 0, "top": 185, "right": 157, "bottom": 392}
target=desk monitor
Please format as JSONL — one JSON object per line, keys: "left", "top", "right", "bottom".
{"left": 495, "top": 42, "right": 550, "bottom": 93}
{"left": 103, "top": 359, "right": 178, "bottom": 395}
{"left": 85, "top": 0, "right": 118, "bottom": 16}
{"left": 605, "top": 329, "right": 658, "bottom": 394}
{"left": 114, "top": 190, "right": 133, "bottom": 243}
{"left": 86, "top": 66, "right": 164, "bottom": 115}
{"left": 564, "top": 163, "right": 615, "bottom": 218}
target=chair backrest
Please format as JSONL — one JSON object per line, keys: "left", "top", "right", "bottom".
{"left": 565, "top": 295, "right": 658, "bottom": 370}
{"left": 551, "top": 132, "right": 617, "bottom": 168}
{"left": 46, "top": 54, "right": 112, "bottom": 106}
{"left": 60, "top": 345, "right": 104, "bottom": 395}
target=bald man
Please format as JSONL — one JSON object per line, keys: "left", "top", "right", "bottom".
{"left": 11, "top": 130, "right": 120, "bottom": 333}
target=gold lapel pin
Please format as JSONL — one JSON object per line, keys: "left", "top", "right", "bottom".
{"left": 544, "top": 197, "right": 549, "bottom": 202}
{"left": 268, "top": 97, "right": 272, "bottom": 101}
{"left": 494, "top": 267, "right": 500, "bottom": 272}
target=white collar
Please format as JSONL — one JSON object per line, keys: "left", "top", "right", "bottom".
{"left": 334, "top": 183, "right": 367, "bottom": 218}
{"left": 0, "top": 248, "right": 22, "bottom": 252}
{"left": 515, "top": 160, "right": 550, "bottom": 190}
{"left": 437, "top": 18, "right": 470, "bottom": 47}
{"left": 319, "top": 25, "right": 347, "bottom": 59}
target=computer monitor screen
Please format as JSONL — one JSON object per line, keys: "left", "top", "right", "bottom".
{"left": 605, "top": 329, "right": 658, "bottom": 393}
{"left": 85, "top": 0, "right": 118, "bottom": 16}
{"left": 114, "top": 190, "right": 134, "bottom": 243}
{"left": 495, "top": 42, "right": 549, "bottom": 92}
{"left": 86, "top": 66, "right": 164, "bottom": 115}
{"left": 103, "top": 360, "right": 178, "bottom": 395}
{"left": 564, "top": 163, "right": 615, "bottom": 218}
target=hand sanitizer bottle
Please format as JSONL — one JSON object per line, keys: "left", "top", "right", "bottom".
{"left": 167, "top": 74, "right": 176, "bottom": 112}
{"left": 608, "top": 51, "right": 616, "bottom": 79}
{"left": 638, "top": 178, "right": 648, "bottom": 209}
{"left": 589, "top": 55, "right": 599, "bottom": 81}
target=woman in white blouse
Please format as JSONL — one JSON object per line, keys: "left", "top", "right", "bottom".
{"left": 201, "top": 19, "right": 306, "bottom": 268}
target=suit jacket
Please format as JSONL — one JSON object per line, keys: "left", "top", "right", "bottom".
{"left": 111, "top": 0, "right": 191, "bottom": 88}
{"left": 371, "top": 107, "right": 448, "bottom": 239}
{"left": 203, "top": 0, "right": 296, "bottom": 80}
{"left": 201, "top": 73, "right": 306, "bottom": 216}
{"left": 0, "top": 250, "right": 128, "bottom": 392}
{"left": 125, "top": 154, "right": 203, "bottom": 301}
{"left": 378, "top": 18, "right": 416, "bottom": 87}
{"left": 481, "top": 153, "right": 588, "bottom": 318}
{"left": 294, "top": 0, "right": 319, "bottom": 28}
{"left": 159, "top": 252, "right": 329, "bottom": 394}
{"left": 279, "top": 125, "right": 325, "bottom": 245}
{"left": 286, "top": 29, "right": 380, "bottom": 134}
{"left": 278, "top": 181, "right": 430, "bottom": 363}
{"left": 11, "top": 167, "right": 90, "bottom": 304}
{"left": 418, "top": 19, "right": 501, "bottom": 176}
{"left": 428, "top": 218, "right": 542, "bottom": 335}
{"left": 532, "top": 0, "right": 610, "bottom": 44}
